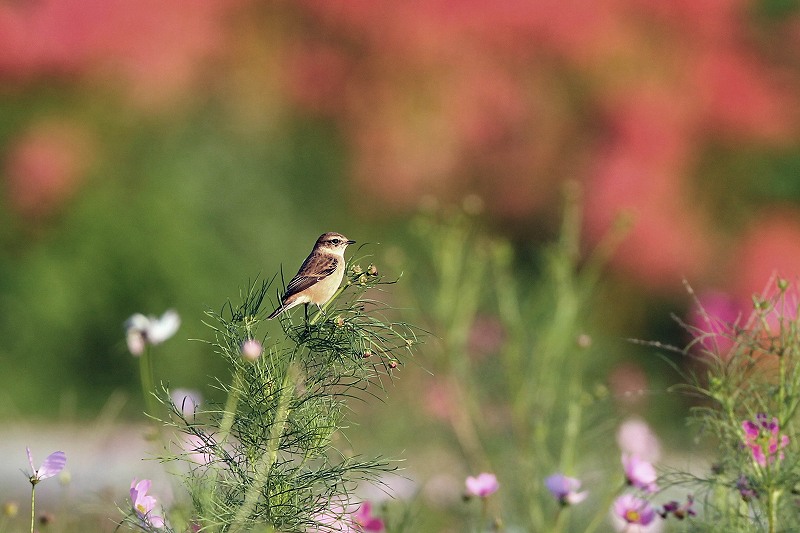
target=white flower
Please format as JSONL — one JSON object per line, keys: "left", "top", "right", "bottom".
{"left": 125, "top": 309, "right": 181, "bottom": 356}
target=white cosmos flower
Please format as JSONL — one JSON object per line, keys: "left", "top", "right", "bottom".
{"left": 125, "top": 309, "right": 181, "bottom": 356}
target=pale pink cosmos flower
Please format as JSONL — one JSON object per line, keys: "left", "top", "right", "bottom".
{"left": 622, "top": 454, "right": 658, "bottom": 493}
{"left": 611, "top": 494, "right": 662, "bottom": 532}
{"left": 310, "top": 501, "right": 357, "bottom": 532}
{"left": 465, "top": 472, "right": 499, "bottom": 498}
{"left": 26, "top": 448, "right": 66, "bottom": 486}
{"left": 617, "top": 418, "right": 661, "bottom": 463}
{"left": 170, "top": 388, "right": 201, "bottom": 420}
{"left": 545, "top": 473, "right": 588, "bottom": 506}
{"left": 743, "top": 413, "right": 789, "bottom": 467}
{"left": 130, "top": 478, "right": 165, "bottom": 529}
{"left": 125, "top": 310, "right": 181, "bottom": 356}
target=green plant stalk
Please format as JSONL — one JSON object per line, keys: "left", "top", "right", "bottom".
{"left": 309, "top": 283, "right": 348, "bottom": 326}
{"left": 29, "top": 484, "right": 35, "bottom": 533}
{"left": 218, "top": 367, "right": 243, "bottom": 445}
{"left": 230, "top": 361, "right": 298, "bottom": 532}
{"left": 767, "top": 488, "right": 780, "bottom": 533}
{"left": 583, "top": 481, "right": 625, "bottom": 533}
{"left": 138, "top": 345, "right": 159, "bottom": 418}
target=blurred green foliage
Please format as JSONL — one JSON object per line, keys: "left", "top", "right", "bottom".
{"left": 0, "top": 93, "right": 356, "bottom": 419}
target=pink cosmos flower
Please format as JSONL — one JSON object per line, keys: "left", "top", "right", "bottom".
{"left": 687, "top": 291, "right": 741, "bottom": 358}
{"left": 545, "top": 473, "right": 588, "bottom": 505}
{"left": 612, "top": 494, "right": 658, "bottom": 531}
{"left": 26, "top": 448, "right": 66, "bottom": 486}
{"left": 617, "top": 419, "right": 661, "bottom": 463}
{"left": 130, "top": 478, "right": 165, "bottom": 529}
{"left": 742, "top": 413, "right": 789, "bottom": 467}
{"left": 622, "top": 454, "right": 658, "bottom": 493}
{"left": 465, "top": 472, "right": 499, "bottom": 498}
{"left": 353, "top": 502, "right": 384, "bottom": 532}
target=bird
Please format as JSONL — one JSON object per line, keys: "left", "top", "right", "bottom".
{"left": 267, "top": 232, "right": 356, "bottom": 320}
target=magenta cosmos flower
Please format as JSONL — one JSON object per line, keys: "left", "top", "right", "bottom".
{"left": 612, "top": 494, "right": 657, "bottom": 530}
{"left": 26, "top": 448, "right": 66, "bottom": 486}
{"left": 545, "top": 473, "right": 588, "bottom": 506}
{"left": 743, "top": 413, "right": 789, "bottom": 467}
{"left": 130, "top": 479, "right": 165, "bottom": 529}
{"left": 465, "top": 472, "right": 499, "bottom": 498}
{"left": 622, "top": 454, "right": 658, "bottom": 492}
{"left": 353, "top": 502, "right": 384, "bottom": 532}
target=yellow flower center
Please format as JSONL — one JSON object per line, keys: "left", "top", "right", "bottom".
{"left": 625, "top": 509, "right": 640, "bottom": 523}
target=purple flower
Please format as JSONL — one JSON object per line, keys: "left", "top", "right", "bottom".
{"left": 545, "top": 473, "right": 588, "bottom": 506}
{"left": 26, "top": 448, "right": 66, "bottom": 486}
{"left": 736, "top": 475, "right": 757, "bottom": 501}
{"left": 742, "top": 413, "right": 789, "bottom": 467}
{"left": 353, "top": 502, "right": 384, "bottom": 532}
{"left": 465, "top": 472, "right": 499, "bottom": 498}
{"left": 658, "top": 495, "right": 696, "bottom": 520}
{"left": 612, "top": 494, "right": 658, "bottom": 531}
{"left": 125, "top": 310, "right": 180, "bottom": 356}
{"left": 622, "top": 454, "right": 658, "bottom": 492}
{"left": 130, "top": 479, "right": 165, "bottom": 529}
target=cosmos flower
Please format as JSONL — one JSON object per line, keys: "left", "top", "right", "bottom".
{"left": 125, "top": 310, "right": 181, "bottom": 356}
{"left": 545, "top": 473, "right": 588, "bottom": 506}
{"left": 622, "top": 454, "right": 659, "bottom": 493}
{"left": 742, "top": 413, "right": 789, "bottom": 467}
{"left": 465, "top": 472, "right": 499, "bottom": 498}
{"left": 130, "top": 478, "right": 165, "bottom": 529}
{"left": 353, "top": 502, "right": 384, "bottom": 532}
{"left": 611, "top": 494, "right": 660, "bottom": 532}
{"left": 170, "top": 388, "right": 202, "bottom": 420}
{"left": 26, "top": 448, "right": 66, "bottom": 486}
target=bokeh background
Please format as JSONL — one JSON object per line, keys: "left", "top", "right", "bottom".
{"left": 3, "top": 0, "right": 800, "bottom": 530}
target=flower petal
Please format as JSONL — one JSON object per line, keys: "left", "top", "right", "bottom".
{"left": 36, "top": 451, "right": 66, "bottom": 480}
{"left": 26, "top": 447, "right": 35, "bottom": 474}
{"left": 147, "top": 310, "right": 180, "bottom": 344}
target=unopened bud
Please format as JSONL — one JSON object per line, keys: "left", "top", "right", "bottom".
{"left": 241, "top": 339, "right": 263, "bottom": 361}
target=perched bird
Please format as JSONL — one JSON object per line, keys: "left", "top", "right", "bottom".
{"left": 267, "top": 232, "right": 355, "bottom": 320}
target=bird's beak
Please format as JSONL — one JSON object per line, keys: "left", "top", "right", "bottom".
{"left": 347, "top": 240, "right": 356, "bottom": 245}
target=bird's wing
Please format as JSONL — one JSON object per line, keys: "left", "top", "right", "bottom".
{"left": 283, "top": 254, "right": 339, "bottom": 296}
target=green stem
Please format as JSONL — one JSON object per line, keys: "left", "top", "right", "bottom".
{"left": 309, "top": 282, "right": 350, "bottom": 326}
{"left": 138, "top": 345, "right": 159, "bottom": 419}
{"left": 218, "top": 367, "right": 243, "bottom": 445}
{"left": 29, "top": 485, "right": 35, "bottom": 533}
{"left": 230, "top": 361, "right": 298, "bottom": 531}
{"left": 583, "top": 481, "right": 625, "bottom": 533}
{"left": 767, "top": 488, "right": 780, "bottom": 533}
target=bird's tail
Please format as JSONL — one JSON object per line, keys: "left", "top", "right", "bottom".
{"left": 267, "top": 305, "right": 286, "bottom": 320}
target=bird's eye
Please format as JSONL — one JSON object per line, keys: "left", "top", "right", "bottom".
{"left": 331, "top": 239, "right": 340, "bottom": 244}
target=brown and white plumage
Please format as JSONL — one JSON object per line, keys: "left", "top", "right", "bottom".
{"left": 267, "top": 232, "right": 355, "bottom": 320}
